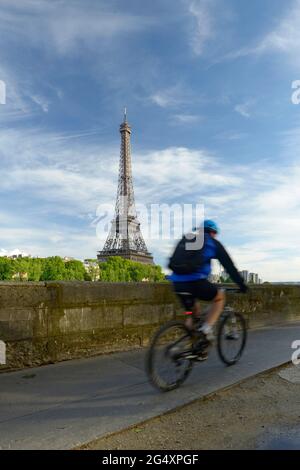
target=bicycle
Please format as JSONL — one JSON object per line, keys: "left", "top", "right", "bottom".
{"left": 146, "top": 288, "right": 247, "bottom": 392}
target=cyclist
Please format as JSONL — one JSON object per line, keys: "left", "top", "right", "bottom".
{"left": 169, "top": 220, "right": 248, "bottom": 358}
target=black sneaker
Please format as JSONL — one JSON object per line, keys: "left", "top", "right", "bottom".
{"left": 180, "top": 349, "right": 208, "bottom": 361}
{"left": 193, "top": 333, "right": 210, "bottom": 353}
{"left": 195, "top": 350, "right": 209, "bottom": 362}
{"left": 180, "top": 351, "right": 199, "bottom": 360}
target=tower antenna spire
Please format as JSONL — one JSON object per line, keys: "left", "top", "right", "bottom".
{"left": 124, "top": 107, "right": 127, "bottom": 122}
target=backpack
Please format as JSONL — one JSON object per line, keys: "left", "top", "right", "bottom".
{"left": 168, "top": 233, "right": 204, "bottom": 275}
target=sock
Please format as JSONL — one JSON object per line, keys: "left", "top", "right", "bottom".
{"left": 200, "top": 323, "right": 213, "bottom": 335}
{"left": 199, "top": 323, "right": 214, "bottom": 341}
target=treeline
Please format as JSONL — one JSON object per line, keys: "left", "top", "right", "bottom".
{"left": 0, "top": 256, "right": 166, "bottom": 282}
{"left": 97, "top": 256, "right": 165, "bottom": 282}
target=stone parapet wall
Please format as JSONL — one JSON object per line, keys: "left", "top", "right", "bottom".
{"left": 0, "top": 282, "right": 299, "bottom": 371}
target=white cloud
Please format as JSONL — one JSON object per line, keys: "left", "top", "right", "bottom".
{"left": 134, "top": 137, "right": 300, "bottom": 282}
{"left": 0, "top": 65, "right": 33, "bottom": 121}
{"left": 0, "top": 127, "right": 118, "bottom": 215}
{"left": 223, "top": 155, "right": 300, "bottom": 281}
{"left": 0, "top": 170, "right": 105, "bottom": 259}
{"left": 150, "top": 93, "right": 174, "bottom": 108}
{"left": 0, "top": 248, "right": 30, "bottom": 257}
{"left": 0, "top": 123, "right": 300, "bottom": 279}
{"left": 257, "top": 0, "right": 300, "bottom": 56}
{"left": 0, "top": 222, "right": 100, "bottom": 260}
{"left": 0, "top": 0, "right": 157, "bottom": 122}
{"left": 215, "top": 131, "right": 248, "bottom": 141}
{"left": 185, "top": 0, "right": 216, "bottom": 56}
{"left": 31, "top": 95, "right": 50, "bottom": 113}
{"left": 0, "top": 1, "right": 154, "bottom": 56}
{"left": 133, "top": 147, "right": 242, "bottom": 202}
{"left": 0, "top": 127, "right": 243, "bottom": 260}
{"left": 234, "top": 101, "right": 254, "bottom": 118}
{"left": 149, "top": 85, "right": 190, "bottom": 108}
{"left": 172, "top": 114, "right": 201, "bottom": 124}
{"left": 221, "top": 0, "right": 300, "bottom": 67}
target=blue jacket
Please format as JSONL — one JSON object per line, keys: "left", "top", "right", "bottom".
{"left": 169, "top": 233, "right": 246, "bottom": 289}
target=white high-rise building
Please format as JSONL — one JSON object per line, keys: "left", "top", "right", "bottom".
{"left": 239, "top": 270, "right": 262, "bottom": 284}
{"left": 240, "top": 270, "right": 249, "bottom": 283}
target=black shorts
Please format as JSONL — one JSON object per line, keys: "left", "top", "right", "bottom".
{"left": 173, "top": 279, "right": 219, "bottom": 309}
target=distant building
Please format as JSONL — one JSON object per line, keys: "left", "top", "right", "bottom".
{"left": 0, "top": 249, "right": 31, "bottom": 259}
{"left": 239, "top": 270, "right": 262, "bottom": 284}
{"left": 249, "top": 273, "right": 261, "bottom": 284}
{"left": 249, "top": 273, "right": 259, "bottom": 284}
{"left": 239, "top": 270, "right": 249, "bottom": 283}
{"left": 12, "top": 272, "right": 28, "bottom": 281}
{"left": 84, "top": 259, "right": 100, "bottom": 281}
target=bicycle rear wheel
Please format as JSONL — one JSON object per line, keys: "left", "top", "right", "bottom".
{"left": 217, "top": 312, "right": 247, "bottom": 366}
{"left": 146, "top": 321, "right": 194, "bottom": 392}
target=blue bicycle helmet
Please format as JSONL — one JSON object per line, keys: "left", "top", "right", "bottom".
{"left": 203, "top": 219, "right": 219, "bottom": 234}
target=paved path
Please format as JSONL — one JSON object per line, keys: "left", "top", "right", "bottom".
{"left": 0, "top": 323, "right": 299, "bottom": 450}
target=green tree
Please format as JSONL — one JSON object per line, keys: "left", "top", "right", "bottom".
{"left": 28, "top": 257, "right": 46, "bottom": 281}
{"left": 220, "top": 276, "right": 233, "bottom": 284}
{"left": 11, "top": 257, "right": 30, "bottom": 281}
{"left": 40, "top": 256, "right": 67, "bottom": 281}
{"left": 0, "top": 257, "right": 13, "bottom": 280}
{"left": 0, "top": 255, "right": 166, "bottom": 283}
{"left": 99, "top": 257, "right": 165, "bottom": 282}
{"left": 65, "top": 260, "right": 88, "bottom": 281}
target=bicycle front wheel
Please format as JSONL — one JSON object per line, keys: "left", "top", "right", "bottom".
{"left": 217, "top": 312, "right": 247, "bottom": 366}
{"left": 146, "top": 321, "right": 194, "bottom": 392}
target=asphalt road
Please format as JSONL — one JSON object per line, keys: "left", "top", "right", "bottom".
{"left": 0, "top": 323, "right": 299, "bottom": 450}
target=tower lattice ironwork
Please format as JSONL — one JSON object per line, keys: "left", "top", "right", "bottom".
{"left": 97, "top": 111, "right": 153, "bottom": 264}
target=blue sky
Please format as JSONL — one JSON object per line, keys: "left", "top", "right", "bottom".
{"left": 0, "top": 0, "right": 300, "bottom": 281}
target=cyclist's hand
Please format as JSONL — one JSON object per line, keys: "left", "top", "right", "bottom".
{"left": 239, "top": 285, "right": 249, "bottom": 294}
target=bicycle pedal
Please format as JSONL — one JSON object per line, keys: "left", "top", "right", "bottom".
{"left": 226, "top": 333, "right": 239, "bottom": 340}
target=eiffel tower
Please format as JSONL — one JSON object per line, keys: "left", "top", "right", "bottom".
{"left": 97, "top": 111, "right": 154, "bottom": 264}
